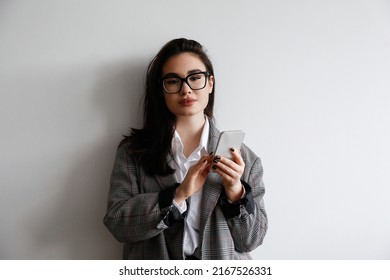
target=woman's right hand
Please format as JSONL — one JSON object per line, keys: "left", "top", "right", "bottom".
{"left": 174, "top": 154, "right": 213, "bottom": 204}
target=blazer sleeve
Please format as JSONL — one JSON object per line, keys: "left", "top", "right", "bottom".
{"left": 103, "top": 143, "right": 181, "bottom": 243}
{"left": 221, "top": 146, "right": 268, "bottom": 252}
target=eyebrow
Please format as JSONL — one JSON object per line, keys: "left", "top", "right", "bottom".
{"left": 163, "top": 69, "right": 205, "bottom": 78}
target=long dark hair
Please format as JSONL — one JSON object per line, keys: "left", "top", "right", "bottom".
{"left": 124, "top": 38, "right": 215, "bottom": 176}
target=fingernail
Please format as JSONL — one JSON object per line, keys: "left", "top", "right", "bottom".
{"left": 213, "top": 158, "right": 219, "bottom": 163}
{"left": 212, "top": 165, "right": 217, "bottom": 170}
{"left": 215, "top": 155, "right": 221, "bottom": 160}
{"left": 230, "top": 148, "right": 235, "bottom": 152}
{"left": 209, "top": 152, "right": 214, "bottom": 155}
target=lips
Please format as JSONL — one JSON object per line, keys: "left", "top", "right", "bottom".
{"left": 179, "top": 99, "right": 197, "bottom": 106}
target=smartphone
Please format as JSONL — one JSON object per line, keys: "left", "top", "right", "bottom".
{"left": 214, "top": 130, "right": 245, "bottom": 159}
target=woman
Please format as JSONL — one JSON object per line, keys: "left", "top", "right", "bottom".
{"left": 103, "top": 38, "right": 267, "bottom": 260}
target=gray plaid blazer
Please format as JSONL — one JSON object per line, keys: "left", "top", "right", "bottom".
{"left": 103, "top": 120, "right": 268, "bottom": 259}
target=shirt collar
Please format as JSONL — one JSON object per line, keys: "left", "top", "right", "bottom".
{"left": 172, "top": 116, "right": 209, "bottom": 159}
{"left": 199, "top": 117, "right": 209, "bottom": 154}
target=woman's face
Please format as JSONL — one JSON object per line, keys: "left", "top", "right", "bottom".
{"left": 161, "top": 52, "right": 214, "bottom": 119}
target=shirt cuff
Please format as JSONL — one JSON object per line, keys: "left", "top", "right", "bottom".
{"left": 173, "top": 199, "right": 187, "bottom": 214}
{"left": 157, "top": 183, "right": 187, "bottom": 228}
{"left": 227, "top": 184, "right": 246, "bottom": 203}
{"left": 219, "top": 180, "right": 255, "bottom": 219}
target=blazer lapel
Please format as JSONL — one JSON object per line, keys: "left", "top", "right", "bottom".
{"left": 199, "top": 173, "right": 222, "bottom": 231}
{"left": 199, "top": 119, "right": 222, "bottom": 238}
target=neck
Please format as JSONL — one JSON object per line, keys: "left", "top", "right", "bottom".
{"left": 175, "top": 114, "right": 206, "bottom": 158}
{"left": 175, "top": 114, "right": 206, "bottom": 138}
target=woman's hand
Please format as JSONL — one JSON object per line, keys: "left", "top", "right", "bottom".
{"left": 175, "top": 154, "right": 213, "bottom": 204}
{"left": 212, "top": 148, "right": 245, "bottom": 202}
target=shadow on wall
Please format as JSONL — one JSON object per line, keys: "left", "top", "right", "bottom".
{"left": 25, "top": 57, "right": 148, "bottom": 259}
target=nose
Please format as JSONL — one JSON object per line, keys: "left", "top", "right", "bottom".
{"left": 179, "top": 80, "right": 192, "bottom": 96}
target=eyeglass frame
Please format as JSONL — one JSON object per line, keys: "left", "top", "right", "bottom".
{"left": 160, "top": 71, "right": 211, "bottom": 94}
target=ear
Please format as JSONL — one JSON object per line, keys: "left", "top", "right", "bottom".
{"left": 208, "top": 75, "right": 214, "bottom": 94}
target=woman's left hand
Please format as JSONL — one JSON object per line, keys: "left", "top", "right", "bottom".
{"left": 212, "top": 148, "right": 245, "bottom": 202}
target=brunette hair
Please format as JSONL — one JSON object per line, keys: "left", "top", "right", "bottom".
{"left": 124, "top": 38, "right": 215, "bottom": 176}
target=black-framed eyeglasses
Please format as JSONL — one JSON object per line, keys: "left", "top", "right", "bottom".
{"left": 161, "top": 71, "right": 210, "bottom": 94}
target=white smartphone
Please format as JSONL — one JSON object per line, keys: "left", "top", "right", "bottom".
{"left": 214, "top": 130, "right": 245, "bottom": 159}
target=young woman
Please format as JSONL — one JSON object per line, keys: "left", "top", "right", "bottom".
{"left": 103, "top": 38, "right": 268, "bottom": 260}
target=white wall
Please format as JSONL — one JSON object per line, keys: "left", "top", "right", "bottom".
{"left": 1, "top": 0, "right": 389, "bottom": 259}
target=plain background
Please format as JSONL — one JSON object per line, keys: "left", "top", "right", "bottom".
{"left": 1, "top": 0, "right": 390, "bottom": 259}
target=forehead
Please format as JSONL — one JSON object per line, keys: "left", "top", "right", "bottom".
{"left": 162, "top": 52, "right": 206, "bottom": 76}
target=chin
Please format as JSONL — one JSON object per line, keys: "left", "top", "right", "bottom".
{"left": 175, "top": 109, "right": 203, "bottom": 118}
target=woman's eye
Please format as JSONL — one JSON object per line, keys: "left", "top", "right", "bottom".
{"left": 165, "top": 79, "right": 179, "bottom": 85}
{"left": 189, "top": 75, "right": 202, "bottom": 81}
